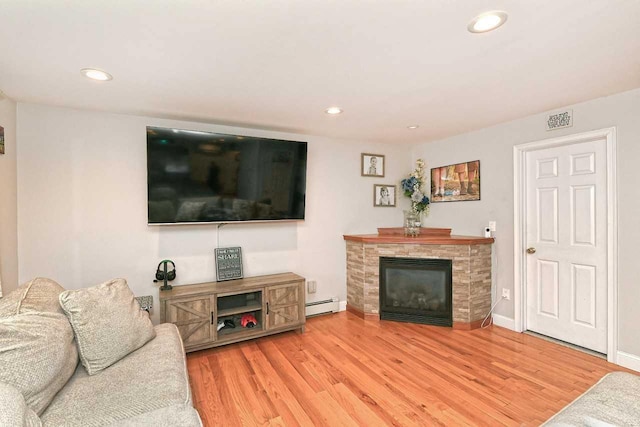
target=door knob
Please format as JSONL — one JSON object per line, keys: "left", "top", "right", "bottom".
{"left": 526, "top": 247, "right": 536, "bottom": 254}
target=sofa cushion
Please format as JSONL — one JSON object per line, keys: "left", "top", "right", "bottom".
{"left": 0, "top": 278, "right": 65, "bottom": 317}
{"left": 59, "top": 278, "right": 156, "bottom": 376}
{"left": 0, "top": 382, "right": 43, "bottom": 427}
{"left": 115, "top": 403, "right": 203, "bottom": 427}
{"left": 41, "top": 323, "right": 201, "bottom": 427}
{"left": 0, "top": 288, "right": 23, "bottom": 317}
{"left": 0, "top": 312, "right": 78, "bottom": 415}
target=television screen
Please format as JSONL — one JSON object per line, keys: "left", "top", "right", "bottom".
{"left": 147, "top": 126, "right": 307, "bottom": 224}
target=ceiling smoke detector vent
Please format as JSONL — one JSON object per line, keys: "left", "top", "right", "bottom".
{"left": 468, "top": 11, "right": 508, "bottom": 33}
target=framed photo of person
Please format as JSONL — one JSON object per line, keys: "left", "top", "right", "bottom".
{"left": 430, "top": 160, "right": 480, "bottom": 202}
{"left": 373, "top": 184, "right": 396, "bottom": 207}
{"left": 361, "top": 153, "right": 385, "bottom": 177}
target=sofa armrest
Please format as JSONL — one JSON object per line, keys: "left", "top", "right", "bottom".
{"left": 0, "top": 383, "right": 42, "bottom": 427}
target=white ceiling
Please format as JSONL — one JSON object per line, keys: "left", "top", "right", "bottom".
{"left": 1, "top": 1, "right": 639, "bottom": 144}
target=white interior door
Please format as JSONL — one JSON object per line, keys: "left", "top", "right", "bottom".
{"left": 525, "top": 136, "right": 607, "bottom": 353}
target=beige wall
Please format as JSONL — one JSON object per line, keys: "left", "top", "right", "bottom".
{"left": 413, "top": 88, "right": 640, "bottom": 359}
{"left": 0, "top": 95, "right": 18, "bottom": 296}
{"left": 16, "top": 103, "right": 412, "bottom": 323}
{"left": 13, "top": 89, "right": 640, "bottom": 365}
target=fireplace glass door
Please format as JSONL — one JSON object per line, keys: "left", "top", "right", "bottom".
{"left": 379, "top": 257, "right": 452, "bottom": 326}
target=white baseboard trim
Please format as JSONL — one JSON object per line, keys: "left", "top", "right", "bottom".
{"left": 339, "top": 301, "right": 347, "bottom": 312}
{"left": 492, "top": 314, "right": 516, "bottom": 331}
{"left": 616, "top": 351, "right": 640, "bottom": 373}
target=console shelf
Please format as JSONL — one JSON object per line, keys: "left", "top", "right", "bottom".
{"left": 159, "top": 272, "right": 305, "bottom": 352}
{"left": 217, "top": 302, "right": 263, "bottom": 317}
{"left": 217, "top": 324, "right": 263, "bottom": 339}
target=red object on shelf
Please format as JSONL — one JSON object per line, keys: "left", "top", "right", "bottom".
{"left": 241, "top": 313, "right": 257, "bottom": 328}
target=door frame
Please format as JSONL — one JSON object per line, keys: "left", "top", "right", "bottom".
{"left": 513, "top": 127, "right": 617, "bottom": 363}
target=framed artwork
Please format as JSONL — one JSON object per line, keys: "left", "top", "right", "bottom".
{"left": 361, "top": 153, "right": 385, "bottom": 177}
{"left": 0, "top": 125, "right": 4, "bottom": 155}
{"left": 430, "top": 160, "right": 480, "bottom": 202}
{"left": 373, "top": 184, "right": 396, "bottom": 207}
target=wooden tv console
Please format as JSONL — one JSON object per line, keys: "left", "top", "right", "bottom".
{"left": 159, "top": 272, "right": 305, "bottom": 352}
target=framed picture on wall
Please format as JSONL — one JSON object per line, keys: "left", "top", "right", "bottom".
{"left": 215, "top": 247, "right": 244, "bottom": 281}
{"left": 361, "top": 153, "right": 385, "bottom": 177}
{"left": 430, "top": 160, "right": 480, "bottom": 202}
{"left": 0, "top": 125, "right": 4, "bottom": 155}
{"left": 373, "top": 184, "right": 396, "bottom": 207}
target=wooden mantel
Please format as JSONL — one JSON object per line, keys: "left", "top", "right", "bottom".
{"left": 343, "top": 227, "right": 494, "bottom": 245}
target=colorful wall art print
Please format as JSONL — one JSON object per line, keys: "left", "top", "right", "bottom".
{"left": 430, "top": 160, "right": 480, "bottom": 202}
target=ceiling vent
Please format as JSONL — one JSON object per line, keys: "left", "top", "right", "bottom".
{"left": 546, "top": 109, "right": 573, "bottom": 131}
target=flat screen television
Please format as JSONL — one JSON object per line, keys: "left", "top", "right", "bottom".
{"left": 147, "top": 126, "right": 307, "bottom": 224}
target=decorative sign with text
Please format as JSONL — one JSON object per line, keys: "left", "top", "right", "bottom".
{"left": 215, "top": 247, "right": 244, "bottom": 281}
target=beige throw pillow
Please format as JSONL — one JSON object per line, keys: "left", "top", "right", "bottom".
{"left": 0, "top": 382, "right": 43, "bottom": 427}
{"left": 59, "top": 278, "right": 156, "bottom": 376}
{"left": 0, "top": 312, "right": 78, "bottom": 415}
{"left": 0, "top": 278, "right": 65, "bottom": 318}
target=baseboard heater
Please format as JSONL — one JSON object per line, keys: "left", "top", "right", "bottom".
{"left": 305, "top": 297, "right": 339, "bottom": 317}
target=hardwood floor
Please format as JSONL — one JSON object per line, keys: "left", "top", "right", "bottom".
{"left": 187, "top": 311, "right": 633, "bottom": 426}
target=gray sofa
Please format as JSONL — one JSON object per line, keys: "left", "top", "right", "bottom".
{"left": 543, "top": 371, "right": 640, "bottom": 426}
{"left": 0, "top": 278, "right": 202, "bottom": 427}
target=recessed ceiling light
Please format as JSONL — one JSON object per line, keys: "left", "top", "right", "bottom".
{"left": 468, "top": 11, "right": 508, "bottom": 33}
{"left": 80, "top": 68, "right": 113, "bottom": 81}
{"left": 325, "top": 107, "right": 343, "bottom": 115}
{"left": 407, "top": 125, "right": 419, "bottom": 130}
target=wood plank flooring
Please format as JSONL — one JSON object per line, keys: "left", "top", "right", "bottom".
{"left": 187, "top": 311, "right": 635, "bottom": 426}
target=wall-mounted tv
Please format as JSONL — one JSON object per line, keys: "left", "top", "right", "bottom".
{"left": 147, "top": 126, "right": 307, "bottom": 224}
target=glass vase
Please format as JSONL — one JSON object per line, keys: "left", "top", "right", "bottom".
{"left": 403, "top": 210, "right": 421, "bottom": 237}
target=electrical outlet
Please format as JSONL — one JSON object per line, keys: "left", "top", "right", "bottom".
{"left": 307, "top": 280, "right": 317, "bottom": 294}
{"left": 501, "top": 288, "right": 510, "bottom": 300}
{"left": 489, "top": 221, "right": 497, "bottom": 232}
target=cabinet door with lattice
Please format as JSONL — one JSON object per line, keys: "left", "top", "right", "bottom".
{"left": 266, "top": 282, "right": 304, "bottom": 330}
{"left": 164, "top": 295, "right": 213, "bottom": 348}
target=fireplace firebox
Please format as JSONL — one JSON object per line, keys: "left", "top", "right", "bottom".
{"left": 379, "top": 257, "right": 452, "bottom": 326}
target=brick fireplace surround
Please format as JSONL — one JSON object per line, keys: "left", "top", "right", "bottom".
{"left": 344, "top": 227, "right": 494, "bottom": 330}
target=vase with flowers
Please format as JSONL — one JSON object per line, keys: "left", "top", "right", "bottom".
{"left": 400, "top": 159, "right": 430, "bottom": 236}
